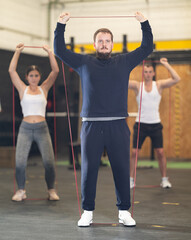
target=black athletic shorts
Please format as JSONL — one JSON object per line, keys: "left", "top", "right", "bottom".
{"left": 133, "top": 122, "right": 163, "bottom": 149}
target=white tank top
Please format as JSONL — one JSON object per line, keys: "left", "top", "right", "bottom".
{"left": 135, "top": 81, "right": 161, "bottom": 123}
{"left": 21, "top": 86, "right": 47, "bottom": 117}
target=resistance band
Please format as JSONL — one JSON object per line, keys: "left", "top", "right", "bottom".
{"left": 61, "top": 62, "right": 81, "bottom": 217}
{"left": 53, "top": 83, "right": 58, "bottom": 188}
{"left": 60, "top": 53, "right": 144, "bottom": 221}
{"left": 24, "top": 46, "right": 43, "bottom": 48}
{"left": 61, "top": 61, "right": 144, "bottom": 223}
{"left": 70, "top": 15, "right": 135, "bottom": 19}
{"left": 131, "top": 60, "right": 145, "bottom": 217}
{"left": 12, "top": 85, "right": 16, "bottom": 193}
{"left": 135, "top": 185, "right": 160, "bottom": 189}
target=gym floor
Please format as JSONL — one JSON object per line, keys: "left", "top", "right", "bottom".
{"left": 0, "top": 156, "right": 191, "bottom": 240}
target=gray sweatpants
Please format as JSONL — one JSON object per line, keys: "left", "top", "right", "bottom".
{"left": 15, "top": 121, "right": 55, "bottom": 190}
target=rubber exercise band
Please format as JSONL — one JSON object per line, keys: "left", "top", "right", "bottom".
{"left": 12, "top": 85, "right": 16, "bottom": 193}
{"left": 53, "top": 83, "right": 58, "bottom": 189}
{"left": 61, "top": 62, "right": 81, "bottom": 217}
{"left": 25, "top": 198, "right": 47, "bottom": 201}
{"left": 24, "top": 46, "right": 43, "bottom": 48}
{"left": 70, "top": 15, "right": 135, "bottom": 19}
{"left": 135, "top": 185, "right": 160, "bottom": 189}
{"left": 61, "top": 59, "right": 143, "bottom": 223}
{"left": 131, "top": 60, "right": 145, "bottom": 217}
{"left": 144, "top": 60, "right": 161, "bottom": 63}
{"left": 61, "top": 60, "right": 144, "bottom": 220}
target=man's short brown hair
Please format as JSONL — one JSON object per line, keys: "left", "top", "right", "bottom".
{"left": 93, "top": 28, "right": 113, "bottom": 42}
{"left": 144, "top": 63, "right": 154, "bottom": 71}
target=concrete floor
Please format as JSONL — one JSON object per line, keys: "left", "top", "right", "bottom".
{"left": 0, "top": 157, "right": 191, "bottom": 240}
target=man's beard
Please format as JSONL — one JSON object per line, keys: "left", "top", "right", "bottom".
{"left": 96, "top": 51, "right": 111, "bottom": 60}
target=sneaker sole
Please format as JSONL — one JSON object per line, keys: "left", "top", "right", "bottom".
{"left": 78, "top": 220, "right": 93, "bottom": 227}
{"left": 12, "top": 195, "right": 27, "bottom": 201}
{"left": 119, "top": 219, "right": 136, "bottom": 227}
{"left": 161, "top": 185, "right": 172, "bottom": 189}
{"left": 48, "top": 197, "right": 60, "bottom": 201}
{"left": 48, "top": 194, "right": 60, "bottom": 201}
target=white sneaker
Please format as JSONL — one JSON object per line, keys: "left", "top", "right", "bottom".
{"left": 78, "top": 210, "right": 93, "bottom": 227}
{"left": 130, "top": 177, "right": 135, "bottom": 189}
{"left": 160, "top": 177, "right": 172, "bottom": 188}
{"left": 119, "top": 210, "right": 136, "bottom": 227}
{"left": 12, "top": 190, "right": 27, "bottom": 201}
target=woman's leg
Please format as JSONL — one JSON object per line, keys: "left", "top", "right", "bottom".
{"left": 15, "top": 122, "right": 33, "bottom": 189}
{"left": 34, "top": 122, "right": 55, "bottom": 190}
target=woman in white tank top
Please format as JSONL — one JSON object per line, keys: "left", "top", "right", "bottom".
{"left": 9, "top": 43, "right": 60, "bottom": 201}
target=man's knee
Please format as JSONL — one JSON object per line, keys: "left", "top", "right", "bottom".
{"left": 155, "top": 148, "right": 164, "bottom": 159}
{"left": 131, "top": 148, "right": 138, "bottom": 158}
